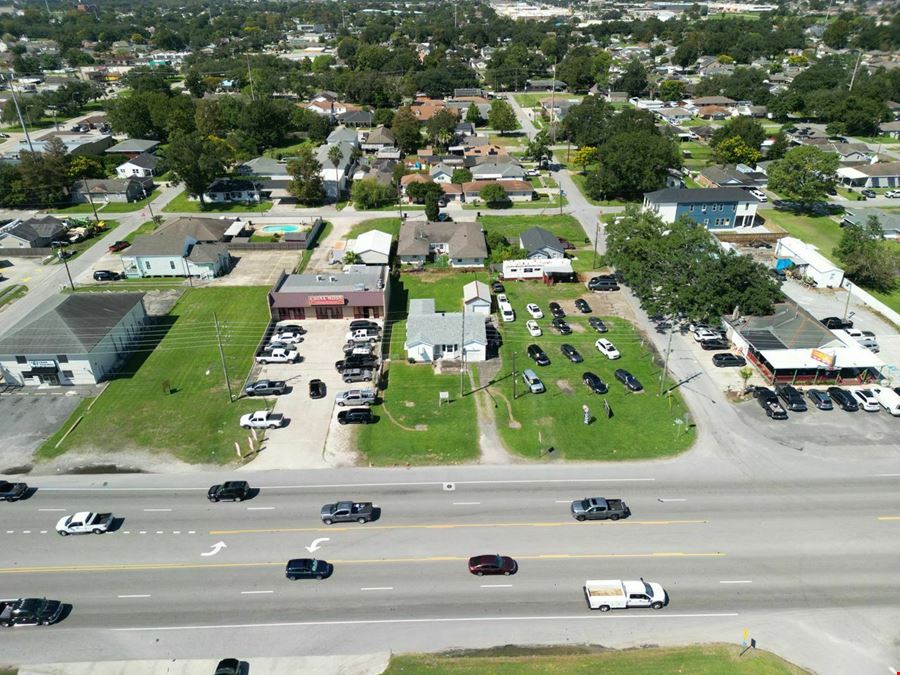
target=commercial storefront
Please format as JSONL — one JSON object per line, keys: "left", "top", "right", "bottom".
{"left": 268, "top": 266, "right": 389, "bottom": 321}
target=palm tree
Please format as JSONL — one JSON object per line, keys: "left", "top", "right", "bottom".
{"left": 328, "top": 145, "right": 344, "bottom": 172}
{"left": 343, "top": 251, "right": 362, "bottom": 265}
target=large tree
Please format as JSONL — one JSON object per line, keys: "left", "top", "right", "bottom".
{"left": 834, "top": 216, "right": 900, "bottom": 293}
{"left": 480, "top": 182, "right": 510, "bottom": 206}
{"left": 585, "top": 131, "right": 681, "bottom": 200}
{"left": 425, "top": 109, "right": 457, "bottom": 151}
{"left": 488, "top": 98, "right": 519, "bottom": 136}
{"left": 351, "top": 178, "right": 395, "bottom": 210}
{"left": 561, "top": 95, "right": 613, "bottom": 148}
{"left": 287, "top": 145, "right": 326, "bottom": 206}
{"left": 391, "top": 106, "right": 421, "bottom": 154}
{"left": 613, "top": 59, "right": 648, "bottom": 98}
{"left": 710, "top": 117, "right": 766, "bottom": 157}
{"left": 767, "top": 145, "right": 839, "bottom": 208}
{"left": 164, "top": 130, "right": 230, "bottom": 206}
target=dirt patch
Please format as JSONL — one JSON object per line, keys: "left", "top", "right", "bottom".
{"left": 404, "top": 401, "right": 416, "bottom": 407}
{"left": 535, "top": 416, "right": 555, "bottom": 427}
{"left": 142, "top": 289, "right": 184, "bottom": 316}
{"left": 414, "top": 424, "right": 429, "bottom": 431}
{"left": 569, "top": 322, "right": 586, "bottom": 333}
{"left": 556, "top": 379, "right": 574, "bottom": 395}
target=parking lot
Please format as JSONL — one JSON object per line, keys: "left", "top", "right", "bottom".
{"left": 239, "top": 318, "right": 373, "bottom": 470}
{"left": 0, "top": 256, "right": 51, "bottom": 289}
{"left": 211, "top": 250, "right": 303, "bottom": 287}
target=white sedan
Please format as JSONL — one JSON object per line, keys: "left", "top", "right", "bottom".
{"left": 526, "top": 320, "right": 542, "bottom": 337}
{"left": 595, "top": 338, "right": 621, "bottom": 359}
{"left": 526, "top": 303, "right": 543, "bottom": 319}
{"left": 497, "top": 293, "right": 509, "bottom": 305}
{"left": 693, "top": 328, "right": 721, "bottom": 342}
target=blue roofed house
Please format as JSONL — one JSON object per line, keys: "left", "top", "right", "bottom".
{"left": 642, "top": 188, "right": 761, "bottom": 229}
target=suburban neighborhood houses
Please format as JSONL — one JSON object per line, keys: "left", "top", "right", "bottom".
{"left": 0, "top": 0, "right": 898, "bottom": 673}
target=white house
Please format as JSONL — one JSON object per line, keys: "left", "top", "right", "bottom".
{"left": 348, "top": 229, "right": 392, "bottom": 265}
{"left": 115, "top": 152, "right": 160, "bottom": 179}
{"left": 0, "top": 293, "right": 148, "bottom": 387}
{"left": 430, "top": 162, "right": 454, "bottom": 184}
{"left": 316, "top": 142, "right": 357, "bottom": 200}
{"left": 774, "top": 237, "right": 844, "bottom": 288}
{"left": 404, "top": 298, "right": 487, "bottom": 363}
{"left": 463, "top": 280, "right": 491, "bottom": 314}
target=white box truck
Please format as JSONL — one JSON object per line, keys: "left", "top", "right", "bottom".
{"left": 871, "top": 387, "right": 900, "bottom": 416}
{"left": 584, "top": 579, "right": 668, "bottom": 611}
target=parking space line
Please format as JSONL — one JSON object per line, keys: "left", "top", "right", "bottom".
{"left": 143, "top": 508, "right": 172, "bottom": 512}
{"left": 240, "top": 590, "right": 274, "bottom": 595}
{"left": 480, "top": 584, "right": 513, "bottom": 588}
{"left": 719, "top": 580, "right": 752, "bottom": 584}
{"left": 360, "top": 587, "right": 393, "bottom": 591}
{"left": 117, "top": 594, "right": 151, "bottom": 598}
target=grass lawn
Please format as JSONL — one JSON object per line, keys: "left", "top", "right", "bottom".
{"left": 384, "top": 644, "right": 805, "bottom": 674}
{"left": 162, "top": 191, "right": 274, "bottom": 214}
{"left": 487, "top": 133, "right": 528, "bottom": 147}
{"left": 514, "top": 93, "right": 583, "bottom": 108}
{"left": 294, "top": 220, "right": 333, "bottom": 273}
{"left": 853, "top": 134, "right": 899, "bottom": 145}
{"left": 0, "top": 284, "right": 27, "bottom": 309}
{"left": 51, "top": 202, "right": 99, "bottom": 214}
{"left": 53, "top": 220, "right": 120, "bottom": 262}
{"left": 347, "top": 217, "right": 402, "bottom": 239}
{"left": 36, "top": 287, "right": 272, "bottom": 464}
{"left": 478, "top": 214, "right": 586, "bottom": 243}
{"left": 122, "top": 220, "right": 160, "bottom": 245}
{"left": 263, "top": 140, "right": 314, "bottom": 159}
{"left": 490, "top": 281, "right": 694, "bottom": 460}
{"left": 569, "top": 247, "right": 602, "bottom": 273}
{"left": 568, "top": 172, "right": 632, "bottom": 206}
{"left": 681, "top": 141, "right": 714, "bottom": 170}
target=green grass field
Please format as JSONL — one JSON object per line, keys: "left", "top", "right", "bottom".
{"left": 0, "top": 284, "right": 27, "bottom": 309}
{"left": 122, "top": 219, "right": 160, "bottom": 245}
{"left": 37, "top": 287, "right": 271, "bottom": 464}
{"left": 162, "top": 191, "right": 274, "bottom": 214}
{"left": 384, "top": 644, "right": 806, "bottom": 674}
{"left": 514, "top": 93, "right": 583, "bottom": 108}
{"left": 478, "top": 214, "right": 586, "bottom": 243}
{"left": 346, "top": 218, "right": 402, "bottom": 239}
{"left": 681, "top": 141, "right": 715, "bottom": 170}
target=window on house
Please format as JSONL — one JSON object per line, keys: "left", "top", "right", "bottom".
{"left": 689, "top": 204, "right": 694, "bottom": 212}
{"left": 57, "top": 355, "right": 68, "bottom": 363}
{"left": 15, "top": 355, "right": 26, "bottom": 364}
{"left": 170, "top": 261, "right": 176, "bottom": 270}
{"left": 703, "top": 218, "right": 709, "bottom": 225}
{"left": 62, "top": 370, "right": 74, "bottom": 379}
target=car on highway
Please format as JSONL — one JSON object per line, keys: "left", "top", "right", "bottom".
{"left": 244, "top": 380, "right": 287, "bottom": 396}
{"left": 614, "top": 368, "right": 643, "bottom": 391}
{"left": 526, "top": 303, "right": 543, "bottom": 318}
{"left": 827, "top": 387, "right": 859, "bottom": 412}
{"left": 560, "top": 343, "right": 583, "bottom": 363}
{"left": 285, "top": 558, "right": 332, "bottom": 580}
{"left": 571, "top": 497, "right": 630, "bottom": 521}
{"left": 0, "top": 480, "right": 28, "bottom": 502}
{"left": 468, "top": 554, "right": 518, "bottom": 576}
{"left": 582, "top": 372, "right": 608, "bottom": 394}
{"left": 548, "top": 302, "right": 565, "bottom": 318}
{"left": 589, "top": 317, "right": 608, "bottom": 333}
{"left": 320, "top": 501, "right": 375, "bottom": 524}
{"left": 776, "top": 384, "right": 807, "bottom": 412}
{"left": 574, "top": 298, "right": 592, "bottom": 313}
{"left": 527, "top": 343, "right": 550, "bottom": 366}
{"left": 712, "top": 353, "right": 746, "bottom": 367}
{"left": 208, "top": 481, "right": 251, "bottom": 502}
{"left": 755, "top": 387, "right": 788, "bottom": 419}
{"left": 337, "top": 407, "right": 375, "bottom": 424}
{"left": 595, "top": 338, "right": 620, "bottom": 359}
{"left": 526, "top": 319, "right": 542, "bottom": 337}
{"left": 852, "top": 389, "right": 880, "bottom": 412}
{"left": 700, "top": 338, "right": 729, "bottom": 351}
{"left": 56, "top": 511, "right": 114, "bottom": 535}
{"left": 309, "top": 379, "right": 326, "bottom": 399}
{"left": 214, "top": 659, "right": 241, "bottom": 675}
{"left": 0, "top": 598, "right": 64, "bottom": 627}
{"left": 806, "top": 389, "right": 833, "bottom": 410}
{"left": 551, "top": 317, "right": 572, "bottom": 334}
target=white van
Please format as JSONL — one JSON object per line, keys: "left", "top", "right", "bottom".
{"left": 521, "top": 368, "right": 545, "bottom": 394}
{"left": 499, "top": 302, "right": 515, "bottom": 322}
{"left": 871, "top": 387, "right": 900, "bottom": 416}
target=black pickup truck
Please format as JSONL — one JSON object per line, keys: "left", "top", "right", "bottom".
{"left": 244, "top": 380, "right": 287, "bottom": 396}
{"left": 0, "top": 598, "right": 64, "bottom": 627}
{"left": 0, "top": 480, "right": 28, "bottom": 502}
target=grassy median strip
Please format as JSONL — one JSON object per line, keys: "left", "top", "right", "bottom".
{"left": 36, "top": 287, "right": 270, "bottom": 464}
{"left": 384, "top": 644, "right": 807, "bottom": 674}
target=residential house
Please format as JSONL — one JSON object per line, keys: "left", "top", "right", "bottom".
{"left": 690, "top": 96, "right": 737, "bottom": 109}
{"left": 316, "top": 141, "right": 358, "bottom": 200}
{"left": 803, "top": 139, "right": 875, "bottom": 165}
{"left": 735, "top": 103, "right": 768, "bottom": 118}
{"left": 463, "top": 145, "right": 509, "bottom": 159}
{"left": 400, "top": 172, "right": 432, "bottom": 199}
{"left": 837, "top": 161, "right": 900, "bottom": 188}
{"left": 642, "top": 187, "right": 761, "bottom": 228}
{"left": 841, "top": 209, "right": 900, "bottom": 240}
{"left": 237, "top": 156, "right": 291, "bottom": 179}
{"left": 411, "top": 98, "right": 453, "bottom": 122}
{"left": 463, "top": 280, "right": 491, "bottom": 315}
{"left": 526, "top": 78, "right": 566, "bottom": 92}
{"left": 519, "top": 226, "right": 565, "bottom": 259}
{"left": 455, "top": 122, "right": 476, "bottom": 136}
{"left": 305, "top": 93, "right": 360, "bottom": 119}
{"left": 105, "top": 138, "right": 160, "bottom": 158}
{"left": 404, "top": 298, "right": 487, "bottom": 363}
{"left": 339, "top": 110, "right": 374, "bottom": 128}
{"left": 22, "top": 134, "right": 113, "bottom": 157}
{"left": 696, "top": 105, "right": 729, "bottom": 120}
{"left": 430, "top": 163, "right": 455, "bottom": 183}
{"left": 397, "top": 220, "right": 487, "bottom": 267}
{"left": 0, "top": 216, "right": 67, "bottom": 249}
{"left": 774, "top": 237, "right": 844, "bottom": 288}
{"left": 0, "top": 293, "right": 148, "bottom": 387}
{"left": 539, "top": 97, "right": 575, "bottom": 121}
{"left": 470, "top": 161, "right": 525, "bottom": 182}
{"left": 360, "top": 126, "right": 395, "bottom": 152}
{"left": 441, "top": 183, "right": 463, "bottom": 202}
{"left": 697, "top": 164, "right": 768, "bottom": 189}
{"left": 657, "top": 107, "right": 694, "bottom": 124}
{"left": 604, "top": 91, "right": 629, "bottom": 104}
{"left": 202, "top": 178, "right": 263, "bottom": 204}
{"left": 115, "top": 152, "right": 160, "bottom": 179}
{"left": 880, "top": 120, "right": 900, "bottom": 139}
{"left": 352, "top": 158, "right": 397, "bottom": 186}
{"left": 326, "top": 126, "right": 360, "bottom": 148}
{"left": 347, "top": 229, "right": 392, "bottom": 265}
{"left": 121, "top": 217, "right": 235, "bottom": 280}
{"left": 454, "top": 88, "right": 487, "bottom": 98}
{"left": 71, "top": 177, "right": 153, "bottom": 204}
{"left": 462, "top": 180, "right": 534, "bottom": 203}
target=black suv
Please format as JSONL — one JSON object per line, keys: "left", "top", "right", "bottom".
{"left": 551, "top": 317, "right": 572, "bottom": 335}
{"left": 548, "top": 302, "right": 565, "bottom": 318}
{"left": 560, "top": 343, "right": 583, "bottom": 363}
{"left": 335, "top": 356, "right": 378, "bottom": 372}
{"left": 821, "top": 316, "right": 853, "bottom": 330}
{"left": 0, "top": 480, "right": 28, "bottom": 502}
{"left": 614, "top": 368, "right": 643, "bottom": 391}
{"left": 574, "top": 298, "right": 591, "bottom": 313}
{"left": 589, "top": 317, "right": 608, "bottom": 333}
{"left": 582, "top": 372, "right": 608, "bottom": 394}
{"left": 712, "top": 353, "right": 746, "bottom": 368}
{"left": 207, "top": 481, "right": 251, "bottom": 502}
{"left": 349, "top": 320, "right": 380, "bottom": 333}
{"left": 776, "top": 384, "right": 807, "bottom": 412}
{"left": 93, "top": 270, "right": 119, "bottom": 281}
{"left": 285, "top": 558, "right": 332, "bottom": 580}
{"left": 527, "top": 344, "right": 550, "bottom": 366}
{"left": 827, "top": 386, "right": 859, "bottom": 411}
{"left": 337, "top": 408, "right": 375, "bottom": 425}
{"left": 588, "top": 276, "right": 620, "bottom": 291}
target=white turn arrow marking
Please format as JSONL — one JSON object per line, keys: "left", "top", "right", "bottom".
{"left": 305, "top": 537, "right": 330, "bottom": 553}
{"left": 201, "top": 541, "right": 227, "bottom": 557}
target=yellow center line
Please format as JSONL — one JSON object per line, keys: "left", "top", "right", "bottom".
{"left": 877, "top": 516, "right": 900, "bottom": 521}
{"left": 0, "top": 552, "right": 725, "bottom": 575}
{"left": 209, "top": 519, "right": 708, "bottom": 535}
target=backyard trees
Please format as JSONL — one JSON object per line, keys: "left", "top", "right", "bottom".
{"left": 834, "top": 215, "right": 900, "bottom": 293}
{"left": 712, "top": 136, "right": 761, "bottom": 165}
{"left": 392, "top": 106, "right": 422, "bottom": 154}
{"left": 351, "top": 178, "right": 395, "bottom": 210}
{"left": 488, "top": 98, "right": 519, "bottom": 135}
{"left": 480, "top": 182, "right": 510, "bottom": 206}
{"left": 584, "top": 131, "right": 681, "bottom": 200}
{"left": 287, "top": 145, "right": 326, "bottom": 206}
{"left": 164, "top": 130, "right": 230, "bottom": 206}
{"left": 767, "top": 145, "right": 838, "bottom": 208}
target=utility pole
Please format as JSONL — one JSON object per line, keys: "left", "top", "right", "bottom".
{"left": 592, "top": 220, "right": 600, "bottom": 268}
{"left": 842, "top": 281, "right": 852, "bottom": 320}
{"left": 6, "top": 71, "right": 34, "bottom": 154}
{"left": 848, "top": 50, "right": 862, "bottom": 91}
{"left": 512, "top": 351, "right": 517, "bottom": 400}
{"left": 246, "top": 56, "right": 256, "bottom": 102}
{"left": 59, "top": 249, "right": 74, "bottom": 290}
{"left": 85, "top": 187, "right": 100, "bottom": 221}
{"left": 550, "top": 57, "right": 558, "bottom": 145}
{"left": 459, "top": 309, "right": 465, "bottom": 397}
{"left": 658, "top": 329, "right": 673, "bottom": 397}
{"left": 214, "top": 312, "right": 234, "bottom": 402}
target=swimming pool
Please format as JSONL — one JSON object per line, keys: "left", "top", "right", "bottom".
{"left": 260, "top": 224, "right": 301, "bottom": 233}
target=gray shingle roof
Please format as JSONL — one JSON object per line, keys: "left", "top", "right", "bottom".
{"left": 644, "top": 187, "right": 759, "bottom": 204}
{"left": 405, "top": 303, "right": 487, "bottom": 348}
{"left": 123, "top": 153, "right": 160, "bottom": 170}
{"left": 4, "top": 216, "right": 66, "bottom": 243}
{"left": 519, "top": 226, "right": 564, "bottom": 255}
{"left": 0, "top": 293, "right": 145, "bottom": 354}
{"left": 397, "top": 221, "right": 486, "bottom": 259}
{"left": 105, "top": 139, "right": 159, "bottom": 154}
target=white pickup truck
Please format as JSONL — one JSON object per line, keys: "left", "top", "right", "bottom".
{"left": 584, "top": 579, "right": 668, "bottom": 611}
{"left": 239, "top": 410, "right": 286, "bottom": 429}
{"left": 56, "top": 511, "right": 114, "bottom": 536}
{"left": 872, "top": 387, "right": 900, "bottom": 416}
{"left": 256, "top": 348, "right": 298, "bottom": 364}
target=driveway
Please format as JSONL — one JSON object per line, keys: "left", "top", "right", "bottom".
{"left": 240, "top": 319, "right": 363, "bottom": 470}
{"left": 211, "top": 250, "right": 303, "bottom": 287}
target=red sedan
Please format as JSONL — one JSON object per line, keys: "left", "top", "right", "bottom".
{"left": 468, "top": 554, "right": 518, "bottom": 576}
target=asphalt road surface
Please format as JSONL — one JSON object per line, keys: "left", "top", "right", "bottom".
{"left": 2, "top": 467, "right": 898, "bottom": 674}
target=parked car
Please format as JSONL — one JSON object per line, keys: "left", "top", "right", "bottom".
{"left": 821, "top": 316, "right": 853, "bottom": 330}
{"left": 526, "top": 320, "right": 542, "bottom": 337}
{"left": 884, "top": 190, "right": 899, "bottom": 198}
{"left": 308, "top": 379, "right": 326, "bottom": 399}
{"left": 273, "top": 328, "right": 304, "bottom": 344}
{"left": 244, "top": 380, "right": 287, "bottom": 396}
{"left": 256, "top": 348, "right": 299, "bottom": 364}
{"left": 436, "top": 212, "right": 452, "bottom": 222}
{"left": 496, "top": 293, "right": 509, "bottom": 305}
{"left": 574, "top": 298, "right": 592, "bottom": 313}
{"left": 214, "top": 659, "right": 241, "bottom": 675}
{"left": 614, "top": 369, "right": 642, "bottom": 391}
{"left": 852, "top": 389, "right": 880, "bottom": 412}
{"left": 335, "top": 356, "right": 378, "bottom": 372}
{"left": 755, "top": 387, "right": 787, "bottom": 419}
{"left": 806, "top": 389, "right": 833, "bottom": 410}
{"left": 595, "top": 338, "right": 620, "bottom": 360}
{"left": 348, "top": 320, "right": 378, "bottom": 333}
{"left": 748, "top": 240, "right": 772, "bottom": 249}
{"left": 582, "top": 372, "right": 608, "bottom": 394}
{"left": 0, "top": 480, "right": 28, "bottom": 502}
{"left": 776, "top": 384, "right": 807, "bottom": 412}
{"left": 468, "top": 554, "right": 518, "bottom": 576}
{"left": 92, "top": 270, "right": 119, "bottom": 281}
{"left": 342, "top": 368, "right": 374, "bottom": 384}
{"left": 491, "top": 282, "right": 505, "bottom": 294}
{"left": 861, "top": 189, "right": 876, "bottom": 198}
{"left": 712, "top": 353, "right": 746, "bottom": 368}
{"left": 345, "top": 329, "right": 379, "bottom": 343}
{"left": 551, "top": 317, "right": 571, "bottom": 334}
{"left": 521, "top": 368, "right": 545, "bottom": 394}
{"left": 587, "top": 276, "right": 619, "bottom": 291}
{"left": 693, "top": 328, "right": 722, "bottom": 342}
{"left": 527, "top": 343, "right": 550, "bottom": 366}
{"left": 337, "top": 407, "right": 375, "bottom": 424}
{"left": 700, "top": 338, "right": 729, "bottom": 351}
{"left": 827, "top": 387, "right": 859, "bottom": 412}
{"left": 526, "top": 303, "right": 543, "bottom": 319}
{"left": 548, "top": 302, "right": 565, "bottom": 318}
{"left": 335, "top": 389, "right": 376, "bottom": 407}
{"left": 107, "top": 240, "right": 130, "bottom": 253}
{"left": 207, "top": 481, "right": 251, "bottom": 502}
{"left": 588, "top": 317, "right": 608, "bottom": 333}
{"left": 285, "top": 558, "right": 332, "bottom": 580}
{"left": 748, "top": 188, "right": 767, "bottom": 202}
{"left": 560, "top": 343, "right": 583, "bottom": 363}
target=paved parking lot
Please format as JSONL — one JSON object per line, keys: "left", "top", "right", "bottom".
{"left": 0, "top": 256, "right": 52, "bottom": 290}
{"left": 240, "top": 318, "right": 370, "bottom": 470}
{"left": 211, "top": 250, "right": 303, "bottom": 287}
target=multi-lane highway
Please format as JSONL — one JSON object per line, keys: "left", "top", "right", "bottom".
{"left": 2, "top": 466, "right": 898, "bottom": 674}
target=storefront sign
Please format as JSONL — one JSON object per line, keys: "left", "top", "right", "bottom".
{"left": 29, "top": 360, "right": 57, "bottom": 369}
{"left": 810, "top": 349, "right": 835, "bottom": 367}
{"left": 309, "top": 295, "right": 345, "bottom": 306}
